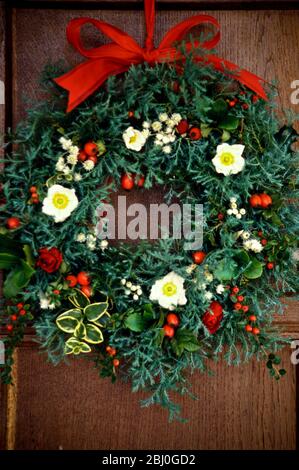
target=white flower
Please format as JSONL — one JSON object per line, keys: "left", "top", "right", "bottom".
{"left": 165, "top": 127, "right": 173, "bottom": 134}
{"left": 126, "top": 281, "right": 132, "bottom": 288}
{"left": 87, "top": 242, "right": 96, "bottom": 251}
{"left": 142, "top": 121, "right": 151, "bottom": 129}
{"left": 239, "top": 208, "right": 246, "bottom": 215}
{"left": 83, "top": 160, "right": 95, "bottom": 171}
{"left": 232, "top": 208, "right": 238, "bottom": 215}
{"left": 204, "top": 291, "right": 213, "bottom": 301}
{"left": 149, "top": 271, "right": 187, "bottom": 310}
{"left": 162, "top": 145, "right": 171, "bottom": 154}
{"left": 67, "top": 154, "right": 78, "bottom": 165}
{"left": 130, "top": 285, "right": 137, "bottom": 291}
{"left": 166, "top": 119, "right": 175, "bottom": 128}
{"left": 133, "top": 294, "right": 139, "bottom": 301}
{"left": 42, "top": 184, "right": 79, "bottom": 223}
{"left": 137, "top": 288, "right": 142, "bottom": 296}
{"left": 87, "top": 234, "right": 96, "bottom": 243}
{"left": 171, "top": 113, "right": 182, "bottom": 124}
{"left": 198, "top": 282, "right": 207, "bottom": 290}
{"left": 142, "top": 129, "right": 150, "bottom": 139}
{"left": 169, "top": 135, "right": 176, "bottom": 143}
{"left": 40, "top": 296, "right": 50, "bottom": 309}
{"left": 212, "top": 143, "right": 245, "bottom": 176}
{"left": 186, "top": 263, "right": 197, "bottom": 274}
{"left": 123, "top": 126, "right": 147, "bottom": 151}
{"left": 100, "top": 240, "right": 109, "bottom": 250}
{"left": 74, "top": 173, "right": 82, "bottom": 181}
{"left": 69, "top": 145, "right": 79, "bottom": 157}
{"left": 230, "top": 197, "right": 237, "bottom": 203}
{"left": 59, "top": 136, "right": 73, "bottom": 150}
{"left": 231, "top": 202, "right": 237, "bottom": 209}
{"left": 76, "top": 233, "right": 86, "bottom": 243}
{"left": 156, "top": 133, "right": 163, "bottom": 141}
{"left": 121, "top": 279, "right": 127, "bottom": 285}
{"left": 204, "top": 271, "right": 214, "bottom": 283}
{"left": 155, "top": 139, "right": 163, "bottom": 146}
{"left": 152, "top": 121, "right": 162, "bottom": 132}
{"left": 216, "top": 284, "right": 225, "bottom": 294}
{"left": 243, "top": 238, "right": 263, "bottom": 253}
{"left": 125, "top": 289, "right": 130, "bottom": 295}
{"left": 227, "top": 209, "right": 233, "bottom": 215}
{"left": 292, "top": 249, "right": 299, "bottom": 261}
{"left": 56, "top": 157, "right": 65, "bottom": 172}
{"left": 159, "top": 113, "right": 168, "bottom": 122}
{"left": 241, "top": 231, "right": 250, "bottom": 240}
{"left": 162, "top": 135, "right": 170, "bottom": 144}
{"left": 236, "top": 213, "right": 242, "bottom": 219}
{"left": 62, "top": 166, "right": 71, "bottom": 175}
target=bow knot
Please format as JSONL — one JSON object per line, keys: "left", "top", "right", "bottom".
{"left": 54, "top": 0, "right": 267, "bottom": 112}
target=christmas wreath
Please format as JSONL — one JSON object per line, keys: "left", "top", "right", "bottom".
{"left": 1, "top": 1, "right": 298, "bottom": 420}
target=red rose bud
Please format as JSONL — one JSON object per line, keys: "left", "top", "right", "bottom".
{"left": 36, "top": 247, "right": 63, "bottom": 273}
{"left": 202, "top": 301, "right": 223, "bottom": 334}
{"left": 176, "top": 119, "right": 189, "bottom": 135}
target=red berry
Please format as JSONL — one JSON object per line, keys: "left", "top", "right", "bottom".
{"left": 78, "top": 150, "right": 88, "bottom": 162}
{"left": 242, "top": 305, "right": 249, "bottom": 313}
{"left": 128, "top": 110, "right": 134, "bottom": 118}
{"left": 136, "top": 175, "right": 145, "bottom": 187}
{"left": 267, "top": 262, "right": 274, "bottom": 270}
{"left": 192, "top": 251, "right": 206, "bottom": 265}
{"left": 32, "top": 198, "right": 40, "bottom": 204}
{"left": 6, "top": 324, "right": 13, "bottom": 332}
{"left": 257, "top": 231, "right": 263, "bottom": 237}
{"left": 53, "top": 289, "right": 60, "bottom": 295}
{"left": 110, "top": 348, "right": 117, "bottom": 357}
{"left": 19, "top": 309, "right": 26, "bottom": 316}
{"left": 106, "top": 346, "right": 112, "bottom": 353}
{"left": 66, "top": 275, "right": 77, "bottom": 287}
{"left": 217, "top": 213, "right": 224, "bottom": 221}
{"left": 17, "top": 303, "right": 24, "bottom": 309}
{"left": 237, "top": 295, "right": 244, "bottom": 302}
{"left": 259, "top": 193, "right": 272, "bottom": 208}
{"left": 242, "top": 103, "right": 249, "bottom": 110}
{"left": 163, "top": 324, "right": 175, "bottom": 338}
{"left": 84, "top": 142, "right": 98, "bottom": 156}
{"left": 113, "top": 358, "right": 120, "bottom": 367}
{"left": 81, "top": 285, "right": 93, "bottom": 297}
{"left": 232, "top": 286, "right": 239, "bottom": 294}
{"left": 31, "top": 192, "right": 38, "bottom": 199}
{"left": 10, "top": 315, "right": 17, "bottom": 321}
{"left": 166, "top": 313, "right": 180, "bottom": 328}
{"left": 29, "top": 186, "right": 37, "bottom": 193}
{"left": 176, "top": 119, "right": 189, "bottom": 135}
{"left": 252, "top": 95, "right": 259, "bottom": 103}
{"left": 234, "top": 302, "right": 242, "bottom": 311}
{"left": 77, "top": 271, "right": 91, "bottom": 286}
{"left": 249, "top": 194, "right": 262, "bottom": 208}
{"left": 249, "top": 315, "right": 257, "bottom": 322}
{"left": 87, "top": 155, "right": 98, "bottom": 165}
{"left": 245, "top": 324, "right": 253, "bottom": 332}
{"left": 121, "top": 173, "right": 134, "bottom": 191}
{"left": 252, "top": 327, "right": 260, "bottom": 335}
{"left": 228, "top": 99, "right": 237, "bottom": 107}
{"left": 6, "top": 217, "right": 21, "bottom": 230}
{"left": 261, "top": 239, "right": 268, "bottom": 246}
{"left": 189, "top": 127, "right": 202, "bottom": 140}
{"left": 172, "top": 81, "right": 180, "bottom": 93}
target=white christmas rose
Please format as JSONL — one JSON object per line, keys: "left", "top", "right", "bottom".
{"left": 42, "top": 184, "right": 79, "bottom": 223}
{"left": 212, "top": 143, "right": 245, "bottom": 176}
{"left": 123, "top": 126, "right": 147, "bottom": 151}
{"left": 149, "top": 271, "right": 187, "bottom": 310}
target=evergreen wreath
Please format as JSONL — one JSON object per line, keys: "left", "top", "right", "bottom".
{"left": 1, "top": 5, "right": 298, "bottom": 420}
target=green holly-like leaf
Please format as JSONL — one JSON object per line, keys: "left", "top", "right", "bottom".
{"left": 171, "top": 329, "right": 200, "bottom": 356}
{"left": 243, "top": 258, "right": 264, "bottom": 279}
{"left": 124, "top": 312, "right": 148, "bottom": 332}
{"left": 56, "top": 309, "right": 82, "bottom": 333}
{"left": 208, "top": 98, "right": 228, "bottom": 119}
{"left": 218, "top": 115, "right": 240, "bottom": 131}
{"left": 84, "top": 302, "right": 109, "bottom": 322}
{"left": 84, "top": 324, "right": 104, "bottom": 344}
{"left": 3, "top": 260, "right": 35, "bottom": 298}
{"left": 214, "top": 258, "right": 238, "bottom": 281}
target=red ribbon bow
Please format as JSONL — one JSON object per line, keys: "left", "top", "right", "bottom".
{"left": 55, "top": 0, "right": 267, "bottom": 112}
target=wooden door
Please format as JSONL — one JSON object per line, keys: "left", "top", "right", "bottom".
{"left": 1, "top": 0, "right": 299, "bottom": 450}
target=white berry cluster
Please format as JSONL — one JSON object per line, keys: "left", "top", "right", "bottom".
{"left": 76, "top": 232, "right": 109, "bottom": 252}
{"left": 149, "top": 112, "right": 181, "bottom": 154}
{"left": 236, "top": 230, "right": 264, "bottom": 253}
{"left": 227, "top": 197, "right": 246, "bottom": 219}
{"left": 57, "top": 137, "right": 94, "bottom": 178}
{"left": 121, "top": 279, "right": 143, "bottom": 301}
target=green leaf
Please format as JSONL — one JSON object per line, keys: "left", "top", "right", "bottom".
{"left": 84, "top": 302, "right": 109, "bottom": 322}
{"left": 64, "top": 337, "right": 91, "bottom": 354}
{"left": 219, "top": 115, "right": 240, "bottom": 130}
{"left": 243, "top": 258, "right": 264, "bottom": 279}
{"left": 0, "top": 235, "right": 23, "bottom": 256}
{"left": 279, "top": 369, "right": 286, "bottom": 376}
{"left": 171, "top": 329, "right": 200, "bottom": 356}
{"left": 92, "top": 312, "right": 111, "bottom": 327}
{"left": 56, "top": 309, "right": 82, "bottom": 333}
{"left": 124, "top": 312, "right": 148, "bottom": 332}
{"left": 0, "top": 253, "right": 20, "bottom": 269}
{"left": 74, "top": 321, "right": 87, "bottom": 339}
{"left": 23, "top": 244, "right": 35, "bottom": 267}
{"left": 214, "top": 258, "right": 238, "bottom": 281}
{"left": 68, "top": 289, "right": 90, "bottom": 309}
{"left": 3, "top": 260, "right": 35, "bottom": 298}
{"left": 208, "top": 98, "right": 228, "bottom": 119}
{"left": 84, "top": 324, "right": 104, "bottom": 344}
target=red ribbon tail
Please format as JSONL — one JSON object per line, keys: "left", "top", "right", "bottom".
{"left": 54, "top": 59, "right": 129, "bottom": 112}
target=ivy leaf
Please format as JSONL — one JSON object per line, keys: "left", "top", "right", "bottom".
{"left": 218, "top": 115, "right": 240, "bottom": 131}
{"left": 243, "top": 258, "right": 264, "bottom": 279}
{"left": 124, "top": 312, "right": 148, "bottom": 332}
{"left": 84, "top": 302, "right": 109, "bottom": 322}
{"left": 3, "top": 260, "right": 35, "bottom": 298}
{"left": 56, "top": 309, "right": 82, "bottom": 333}
{"left": 84, "top": 324, "right": 104, "bottom": 344}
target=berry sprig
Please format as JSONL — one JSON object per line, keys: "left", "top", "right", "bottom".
{"left": 65, "top": 271, "right": 93, "bottom": 297}
{"left": 163, "top": 313, "right": 180, "bottom": 338}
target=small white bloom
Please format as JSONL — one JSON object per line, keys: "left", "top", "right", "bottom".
{"left": 243, "top": 238, "right": 263, "bottom": 253}
{"left": 166, "top": 119, "right": 175, "bottom": 128}
{"left": 236, "top": 213, "right": 242, "bottom": 219}
{"left": 159, "top": 113, "right": 168, "bottom": 122}
{"left": 69, "top": 145, "right": 79, "bottom": 156}
{"left": 126, "top": 281, "right": 132, "bottom": 288}
{"left": 125, "top": 289, "right": 131, "bottom": 295}
{"left": 230, "top": 197, "right": 237, "bottom": 203}
{"left": 162, "top": 145, "right": 171, "bottom": 154}
{"left": 156, "top": 133, "right": 163, "bottom": 141}
{"left": 131, "top": 285, "right": 137, "bottom": 291}
{"left": 56, "top": 157, "right": 65, "bottom": 172}
{"left": 83, "top": 160, "right": 95, "bottom": 171}
{"left": 149, "top": 271, "right": 187, "bottom": 311}
{"left": 216, "top": 284, "right": 225, "bottom": 294}
{"left": 87, "top": 242, "right": 96, "bottom": 251}
{"left": 76, "top": 233, "right": 86, "bottom": 243}
{"left": 74, "top": 173, "right": 82, "bottom": 181}
{"left": 231, "top": 202, "right": 238, "bottom": 209}
{"left": 165, "top": 127, "right": 173, "bottom": 134}
{"left": 162, "top": 135, "right": 170, "bottom": 144}
{"left": 133, "top": 294, "right": 139, "bottom": 301}
{"left": 123, "top": 126, "right": 147, "bottom": 151}
{"left": 42, "top": 184, "right": 79, "bottom": 223}
{"left": 241, "top": 231, "right": 250, "bottom": 240}
{"left": 204, "top": 291, "right": 213, "bottom": 301}
{"left": 40, "top": 297, "right": 50, "bottom": 309}
{"left": 171, "top": 113, "right": 182, "bottom": 124}
{"left": 48, "top": 303, "right": 56, "bottom": 310}
{"left": 232, "top": 208, "right": 238, "bottom": 215}
{"left": 142, "top": 121, "right": 150, "bottom": 129}
{"left": 137, "top": 289, "right": 142, "bottom": 296}
{"left": 169, "top": 135, "right": 176, "bottom": 143}
{"left": 59, "top": 136, "right": 73, "bottom": 150}
{"left": 67, "top": 154, "right": 78, "bottom": 165}
{"left": 227, "top": 209, "right": 233, "bottom": 215}
{"left": 212, "top": 143, "right": 245, "bottom": 176}
{"left": 292, "top": 249, "right": 299, "bottom": 261}
{"left": 197, "top": 282, "right": 207, "bottom": 290}
{"left": 204, "top": 272, "right": 214, "bottom": 283}
{"left": 86, "top": 234, "right": 96, "bottom": 243}
{"left": 186, "top": 263, "right": 197, "bottom": 274}
{"left": 142, "top": 129, "right": 150, "bottom": 139}
{"left": 100, "top": 240, "right": 109, "bottom": 250}
{"left": 154, "top": 139, "right": 163, "bottom": 146}
{"left": 62, "top": 166, "right": 71, "bottom": 175}
{"left": 152, "top": 121, "right": 162, "bottom": 132}
{"left": 239, "top": 208, "right": 246, "bottom": 215}
{"left": 121, "top": 279, "right": 127, "bottom": 285}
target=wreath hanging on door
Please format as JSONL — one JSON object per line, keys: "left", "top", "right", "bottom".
{"left": 1, "top": 0, "right": 298, "bottom": 419}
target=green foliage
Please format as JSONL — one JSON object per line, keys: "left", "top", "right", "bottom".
{"left": 0, "top": 50, "right": 298, "bottom": 419}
